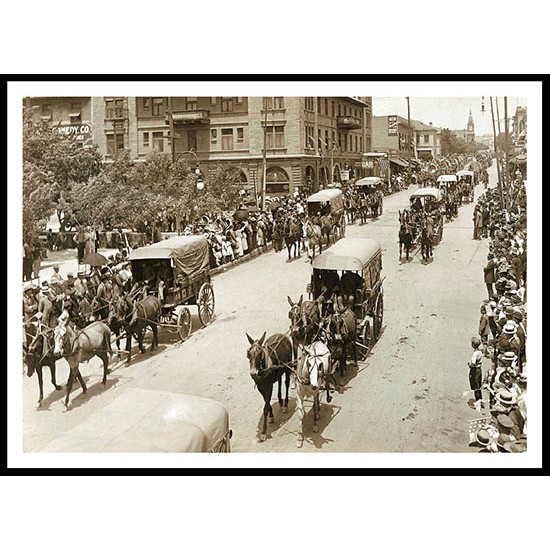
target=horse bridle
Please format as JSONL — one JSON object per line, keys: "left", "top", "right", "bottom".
{"left": 296, "top": 345, "right": 325, "bottom": 387}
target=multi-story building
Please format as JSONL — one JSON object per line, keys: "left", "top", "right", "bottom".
{"left": 24, "top": 96, "right": 94, "bottom": 148}
{"left": 371, "top": 115, "right": 413, "bottom": 173}
{"left": 24, "top": 96, "right": 373, "bottom": 196}
{"left": 411, "top": 119, "right": 441, "bottom": 160}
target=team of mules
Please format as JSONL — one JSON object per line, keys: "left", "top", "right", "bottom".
{"left": 25, "top": 294, "right": 162, "bottom": 408}
{"left": 247, "top": 293, "right": 360, "bottom": 446}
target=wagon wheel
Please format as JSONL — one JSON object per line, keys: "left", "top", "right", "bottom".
{"left": 177, "top": 307, "right": 192, "bottom": 341}
{"left": 197, "top": 282, "right": 215, "bottom": 326}
{"left": 356, "top": 318, "right": 371, "bottom": 361}
{"left": 372, "top": 293, "right": 384, "bottom": 341}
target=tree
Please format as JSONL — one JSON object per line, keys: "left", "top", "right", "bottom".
{"left": 22, "top": 107, "right": 103, "bottom": 240}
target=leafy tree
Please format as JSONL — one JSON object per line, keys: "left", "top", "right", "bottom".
{"left": 22, "top": 107, "right": 103, "bottom": 240}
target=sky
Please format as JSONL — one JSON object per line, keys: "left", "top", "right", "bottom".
{"left": 372, "top": 96, "right": 527, "bottom": 136}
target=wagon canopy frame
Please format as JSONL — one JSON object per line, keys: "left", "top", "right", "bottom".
{"left": 129, "top": 235, "right": 210, "bottom": 284}
{"left": 311, "top": 237, "right": 381, "bottom": 272}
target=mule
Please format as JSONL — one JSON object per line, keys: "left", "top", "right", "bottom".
{"left": 420, "top": 225, "right": 434, "bottom": 262}
{"left": 53, "top": 321, "right": 113, "bottom": 407}
{"left": 106, "top": 295, "right": 133, "bottom": 358}
{"left": 284, "top": 218, "right": 302, "bottom": 260}
{"left": 399, "top": 222, "right": 413, "bottom": 262}
{"left": 246, "top": 331, "right": 293, "bottom": 442}
{"left": 125, "top": 295, "right": 161, "bottom": 363}
{"left": 305, "top": 220, "right": 323, "bottom": 260}
{"left": 295, "top": 340, "right": 335, "bottom": 447}
{"left": 25, "top": 331, "right": 63, "bottom": 406}
{"left": 325, "top": 308, "right": 357, "bottom": 377}
{"left": 287, "top": 295, "right": 321, "bottom": 359}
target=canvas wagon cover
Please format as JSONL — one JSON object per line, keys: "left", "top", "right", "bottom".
{"left": 312, "top": 237, "right": 381, "bottom": 271}
{"left": 307, "top": 189, "right": 343, "bottom": 203}
{"left": 355, "top": 176, "right": 384, "bottom": 187}
{"left": 410, "top": 187, "right": 442, "bottom": 200}
{"left": 129, "top": 235, "right": 209, "bottom": 279}
{"left": 41, "top": 389, "right": 230, "bottom": 452}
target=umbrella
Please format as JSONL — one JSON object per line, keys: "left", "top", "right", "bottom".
{"left": 82, "top": 252, "right": 108, "bottom": 267}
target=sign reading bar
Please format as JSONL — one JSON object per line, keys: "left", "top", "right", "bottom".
{"left": 388, "top": 115, "right": 398, "bottom": 136}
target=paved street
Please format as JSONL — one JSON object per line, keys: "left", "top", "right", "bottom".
{"left": 23, "top": 168, "right": 497, "bottom": 453}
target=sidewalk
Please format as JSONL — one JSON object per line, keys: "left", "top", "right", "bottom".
{"left": 24, "top": 247, "right": 119, "bottom": 289}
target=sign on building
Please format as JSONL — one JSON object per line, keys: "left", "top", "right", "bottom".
{"left": 53, "top": 124, "right": 93, "bottom": 146}
{"left": 341, "top": 169, "right": 350, "bottom": 181}
{"left": 388, "top": 115, "right": 398, "bottom": 136}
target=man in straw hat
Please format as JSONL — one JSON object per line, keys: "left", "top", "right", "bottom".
{"left": 467, "top": 336, "right": 484, "bottom": 411}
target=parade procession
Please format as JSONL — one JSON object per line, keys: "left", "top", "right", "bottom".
{"left": 18, "top": 93, "right": 532, "bottom": 457}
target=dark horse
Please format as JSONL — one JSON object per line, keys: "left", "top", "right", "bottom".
{"left": 284, "top": 217, "right": 302, "bottom": 260}
{"left": 325, "top": 308, "right": 357, "bottom": 377}
{"left": 287, "top": 294, "right": 321, "bottom": 358}
{"left": 106, "top": 295, "right": 133, "bottom": 360}
{"left": 420, "top": 224, "right": 434, "bottom": 263}
{"left": 246, "top": 331, "right": 293, "bottom": 442}
{"left": 25, "top": 330, "right": 63, "bottom": 406}
{"left": 53, "top": 321, "right": 113, "bottom": 407}
{"left": 398, "top": 210, "right": 414, "bottom": 262}
{"left": 125, "top": 295, "right": 161, "bottom": 363}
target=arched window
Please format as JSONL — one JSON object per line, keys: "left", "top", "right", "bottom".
{"left": 266, "top": 167, "right": 290, "bottom": 194}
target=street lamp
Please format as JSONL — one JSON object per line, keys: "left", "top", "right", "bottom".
{"left": 176, "top": 148, "right": 204, "bottom": 190}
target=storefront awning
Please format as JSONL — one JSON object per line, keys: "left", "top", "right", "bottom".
{"left": 389, "top": 158, "right": 408, "bottom": 168}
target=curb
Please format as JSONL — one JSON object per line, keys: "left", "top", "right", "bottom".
{"left": 211, "top": 242, "right": 274, "bottom": 277}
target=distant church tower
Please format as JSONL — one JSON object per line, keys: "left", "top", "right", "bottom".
{"left": 466, "top": 109, "right": 475, "bottom": 142}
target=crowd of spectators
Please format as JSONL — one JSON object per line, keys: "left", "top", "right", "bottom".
{"left": 467, "top": 175, "right": 527, "bottom": 453}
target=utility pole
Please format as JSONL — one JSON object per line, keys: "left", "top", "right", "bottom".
{"left": 261, "top": 104, "right": 268, "bottom": 211}
{"left": 490, "top": 97, "right": 504, "bottom": 208}
{"left": 504, "top": 96, "right": 510, "bottom": 209}
{"left": 406, "top": 96, "right": 412, "bottom": 184}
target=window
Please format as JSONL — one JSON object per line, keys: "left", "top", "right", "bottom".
{"left": 152, "top": 131, "right": 164, "bottom": 152}
{"left": 186, "top": 97, "right": 197, "bottom": 110}
{"left": 143, "top": 98, "right": 150, "bottom": 109}
{"left": 264, "top": 97, "right": 283, "bottom": 109}
{"left": 152, "top": 98, "right": 164, "bottom": 116}
{"left": 266, "top": 126, "right": 285, "bottom": 148}
{"left": 211, "top": 129, "right": 218, "bottom": 143}
{"left": 424, "top": 134, "right": 430, "bottom": 144}
{"left": 317, "top": 98, "right": 321, "bottom": 113}
{"left": 338, "top": 104, "right": 341, "bottom": 117}
{"left": 332, "top": 101, "right": 335, "bottom": 118}
{"left": 359, "top": 136, "right": 363, "bottom": 151}
{"left": 237, "top": 127, "right": 244, "bottom": 143}
{"left": 305, "top": 125, "right": 314, "bottom": 148}
{"left": 325, "top": 130, "right": 329, "bottom": 149}
{"left": 324, "top": 98, "right": 328, "bottom": 115}
{"left": 105, "top": 98, "right": 124, "bottom": 119}
{"left": 236, "top": 97, "right": 243, "bottom": 103}
{"left": 107, "top": 133, "right": 125, "bottom": 156}
{"left": 211, "top": 97, "right": 217, "bottom": 105}
{"left": 221, "top": 97, "right": 233, "bottom": 112}
{"left": 222, "top": 128, "right": 233, "bottom": 150}
{"left": 355, "top": 135, "right": 359, "bottom": 151}
{"left": 143, "top": 132, "right": 150, "bottom": 147}
{"left": 305, "top": 97, "right": 314, "bottom": 111}
{"left": 188, "top": 130, "right": 197, "bottom": 151}
{"left": 332, "top": 131, "right": 336, "bottom": 147}
{"left": 318, "top": 129, "right": 322, "bottom": 149}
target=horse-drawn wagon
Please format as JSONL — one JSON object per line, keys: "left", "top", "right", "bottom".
{"left": 354, "top": 176, "right": 384, "bottom": 221}
{"left": 128, "top": 235, "right": 215, "bottom": 341}
{"left": 306, "top": 188, "right": 346, "bottom": 243}
{"left": 408, "top": 187, "right": 444, "bottom": 246}
{"left": 42, "top": 388, "right": 232, "bottom": 452}
{"left": 456, "top": 170, "right": 475, "bottom": 202}
{"left": 308, "top": 237, "right": 384, "bottom": 359}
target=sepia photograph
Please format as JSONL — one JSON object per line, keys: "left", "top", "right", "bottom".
{"left": 8, "top": 79, "right": 542, "bottom": 469}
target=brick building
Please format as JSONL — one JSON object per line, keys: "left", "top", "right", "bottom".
{"left": 26, "top": 95, "right": 373, "bottom": 197}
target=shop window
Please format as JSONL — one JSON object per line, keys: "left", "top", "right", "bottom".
{"left": 222, "top": 128, "right": 233, "bottom": 150}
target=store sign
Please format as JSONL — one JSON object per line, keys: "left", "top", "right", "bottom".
{"left": 388, "top": 115, "right": 398, "bottom": 136}
{"left": 362, "top": 160, "right": 374, "bottom": 169}
{"left": 54, "top": 124, "right": 92, "bottom": 141}
{"left": 341, "top": 170, "right": 350, "bottom": 181}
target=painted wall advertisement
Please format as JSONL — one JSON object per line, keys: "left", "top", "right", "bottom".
{"left": 388, "top": 115, "right": 398, "bottom": 136}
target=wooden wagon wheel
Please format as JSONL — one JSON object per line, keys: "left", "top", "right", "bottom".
{"left": 356, "top": 318, "right": 371, "bottom": 361}
{"left": 177, "top": 307, "right": 192, "bottom": 341}
{"left": 197, "top": 282, "right": 215, "bottom": 326}
{"left": 372, "top": 292, "right": 384, "bottom": 341}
